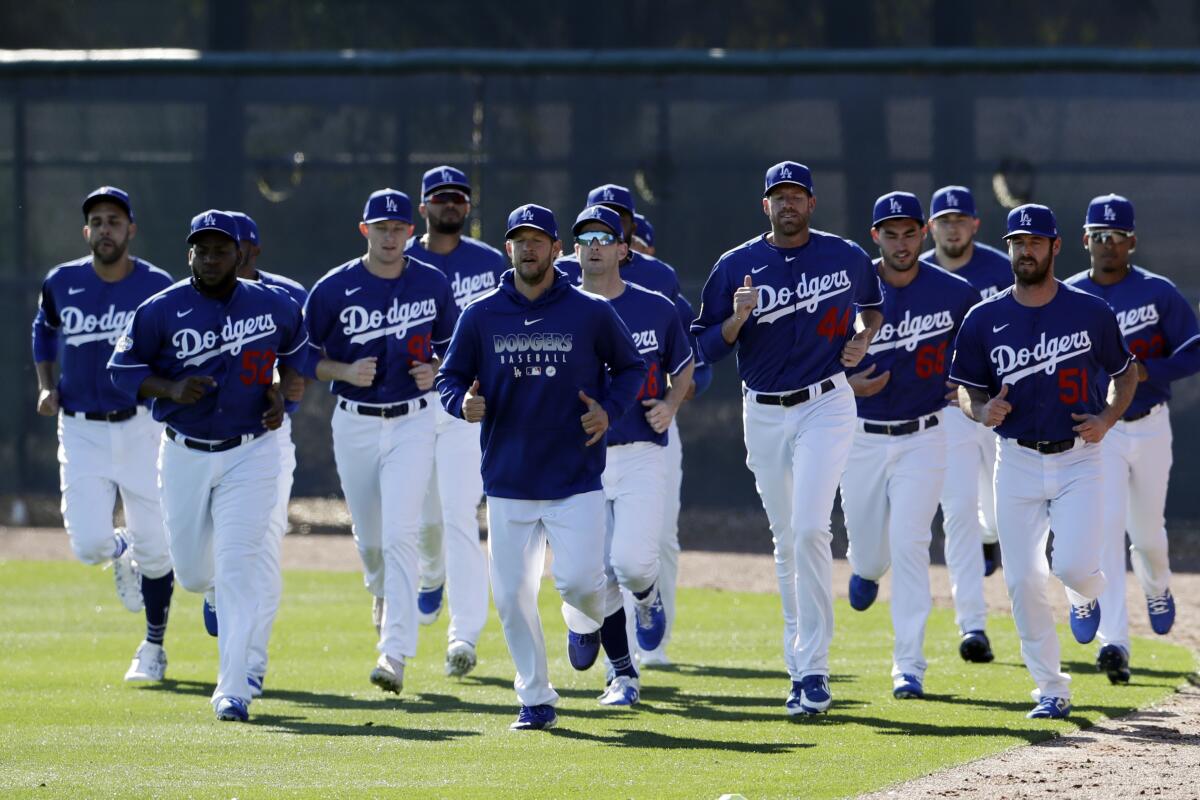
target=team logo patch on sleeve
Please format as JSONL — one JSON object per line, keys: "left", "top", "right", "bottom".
{"left": 115, "top": 335, "right": 134, "bottom": 353}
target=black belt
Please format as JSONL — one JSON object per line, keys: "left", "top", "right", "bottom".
{"left": 1123, "top": 406, "right": 1158, "bottom": 423}
{"left": 863, "top": 414, "right": 940, "bottom": 436}
{"left": 338, "top": 397, "right": 428, "bottom": 418}
{"left": 64, "top": 407, "right": 138, "bottom": 422}
{"left": 1016, "top": 438, "right": 1076, "bottom": 454}
{"left": 166, "top": 427, "right": 263, "bottom": 453}
{"left": 752, "top": 379, "right": 836, "bottom": 408}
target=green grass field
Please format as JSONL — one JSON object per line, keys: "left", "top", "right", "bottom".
{"left": 0, "top": 560, "right": 1192, "bottom": 800}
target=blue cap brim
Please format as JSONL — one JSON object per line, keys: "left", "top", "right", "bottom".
{"left": 363, "top": 215, "right": 411, "bottom": 224}
{"left": 187, "top": 227, "right": 238, "bottom": 243}
{"left": 505, "top": 223, "right": 557, "bottom": 240}
{"left": 873, "top": 213, "right": 924, "bottom": 227}
{"left": 764, "top": 180, "right": 813, "bottom": 197}
{"left": 928, "top": 208, "right": 975, "bottom": 220}
{"left": 1003, "top": 229, "right": 1058, "bottom": 240}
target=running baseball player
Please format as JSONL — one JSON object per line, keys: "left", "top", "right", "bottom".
{"left": 693, "top": 161, "right": 884, "bottom": 716}
{"left": 435, "top": 203, "right": 646, "bottom": 731}
{"left": 570, "top": 204, "right": 694, "bottom": 706}
{"left": 108, "top": 209, "right": 307, "bottom": 722}
{"left": 228, "top": 211, "right": 309, "bottom": 698}
{"left": 923, "top": 186, "right": 1008, "bottom": 663}
{"left": 841, "top": 192, "right": 980, "bottom": 700}
{"left": 949, "top": 203, "right": 1137, "bottom": 719}
{"left": 404, "top": 166, "right": 506, "bottom": 678}
{"left": 1064, "top": 194, "right": 1198, "bottom": 684}
{"left": 32, "top": 186, "right": 175, "bottom": 683}
{"left": 305, "top": 189, "right": 458, "bottom": 697}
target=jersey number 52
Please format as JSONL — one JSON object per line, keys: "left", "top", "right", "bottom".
{"left": 239, "top": 349, "right": 277, "bottom": 385}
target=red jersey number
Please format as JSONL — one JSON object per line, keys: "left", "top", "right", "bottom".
{"left": 406, "top": 333, "right": 432, "bottom": 366}
{"left": 636, "top": 362, "right": 662, "bottom": 401}
{"left": 1058, "top": 367, "right": 1088, "bottom": 405}
{"left": 1128, "top": 335, "right": 1164, "bottom": 360}
{"left": 239, "top": 350, "right": 276, "bottom": 386}
{"left": 914, "top": 341, "right": 948, "bottom": 379}
{"left": 816, "top": 307, "right": 852, "bottom": 342}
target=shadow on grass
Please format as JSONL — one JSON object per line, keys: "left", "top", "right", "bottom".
{"left": 550, "top": 726, "right": 814, "bottom": 753}
{"left": 832, "top": 713, "right": 1060, "bottom": 744}
{"left": 252, "top": 713, "right": 480, "bottom": 741}
{"left": 1060, "top": 660, "right": 1189, "bottom": 681}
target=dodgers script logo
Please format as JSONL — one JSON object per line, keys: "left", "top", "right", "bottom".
{"left": 990, "top": 330, "right": 1092, "bottom": 385}
{"left": 632, "top": 329, "right": 660, "bottom": 353}
{"left": 754, "top": 270, "right": 852, "bottom": 324}
{"left": 868, "top": 309, "right": 955, "bottom": 354}
{"left": 492, "top": 331, "right": 573, "bottom": 366}
{"left": 340, "top": 298, "right": 438, "bottom": 344}
{"left": 451, "top": 271, "right": 496, "bottom": 308}
{"left": 1116, "top": 303, "right": 1159, "bottom": 336}
{"left": 173, "top": 313, "right": 279, "bottom": 367}
{"left": 60, "top": 305, "right": 135, "bottom": 346}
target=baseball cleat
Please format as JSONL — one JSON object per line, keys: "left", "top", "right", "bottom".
{"left": 214, "top": 696, "right": 249, "bottom": 722}
{"left": 567, "top": 630, "right": 601, "bottom": 671}
{"left": 637, "top": 648, "right": 672, "bottom": 668}
{"left": 371, "top": 595, "right": 384, "bottom": 636}
{"left": 124, "top": 641, "right": 167, "bottom": 682}
{"left": 445, "top": 640, "right": 477, "bottom": 678}
{"left": 510, "top": 704, "right": 557, "bottom": 731}
{"left": 786, "top": 675, "right": 832, "bottom": 715}
{"left": 982, "top": 542, "right": 1000, "bottom": 577}
{"left": 417, "top": 584, "right": 444, "bottom": 625}
{"left": 202, "top": 593, "right": 218, "bottom": 637}
{"left": 598, "top": 675, "right": 640, "bottom": 706}
{"left": 111, "top": 539, "right": 144, "bottom": 613}
{"left": 634, "top": 589, "right": 667, "bottom": 652}
{"left": 1026, "top": 696, "right": 1071, "bottom": 719}
{"left": 369, "top": 654, "right": 405, "bottom": 694}
{"left": 959, "top": 630, "right": 995, "bottom": 663}
{"left": 892, "top": 674, "right": 924, "bottom": 699}
{"left": 1147, "top": 590, "right": 1175, "bottom": 635}
{"left": 1069, "top": 599, "right": 1101, "bottom": 644}
{"left": 1097, "top": 644, "right": 1131, "bottom": 685}
{"left": 248, "top": 673, "right": 264, "bottom": 698}
{"left": 848, "top": 574, "right": 878, "bottom": 611}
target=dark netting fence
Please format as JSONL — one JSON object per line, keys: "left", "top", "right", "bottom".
{"left": 3, "top": 53, "right": 1200, "bottom": 539}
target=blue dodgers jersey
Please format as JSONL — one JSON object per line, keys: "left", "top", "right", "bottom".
{"left": 948, "top": 282, "right": 1133, "bottom": 442}
{"left": 856, "top": 263, "right": 980, "bottom": 422}
{"left": 921, "top": 241, "right": 1012, "bottom": 300}
{"left": 32, "top": 257, "right": 174, "bottom": 414}
{"left": 555, "top": 250, "right": 681, "bottom": 301}
{"left": 1065, "top": 266, "right": 1200, "bottom": 415}
{"left": 108, "top": 278, "right": 308, "bottom": 439}
{"left": 692, "top": 230, "right": 884, "bottom": 392}
{"left": 607, "top": 284, "right": 694, "bottom": 447}
{"left": 404, "top": 235, "right": 507, "bottom": 310}
{"left": 304, "top": 256, "right": 459, "bottom": 404}
{"left": 256, "top": 269, "right": 310, "bottom": 415}
{"left": 436, "top": 269, "right": 647, "bottom": 500}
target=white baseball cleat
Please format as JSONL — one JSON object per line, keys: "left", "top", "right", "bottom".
{"left": 124, "top": 641, "right": 166, "bottom": 682}
{"left": 111, "top": 544, "right": 144, "bottom": 613}
{"left": 445, "top": 640, "right": 477, "bottom": 678}
{"left": 637, "top": 648, "right": 672, "bottom": 668}
{"left": 598, "top": 675, "right": 640, "bottom": 706}
{"left": 370, "top": 654, "right": 404, "bottom": 694}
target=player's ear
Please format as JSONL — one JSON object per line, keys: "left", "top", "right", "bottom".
{"left": 1051, "top": 237, "right": 1062, "bottom": 256}
{"left": 82, "top": 224, "right": 90, "bottom": 243}
{"left": 761, "top": 197, "right": 770, "bottom": 217}
{"left": 870, "top": 227, "right": 881, "bottom": 245}
{"left": 127, "top": 222, "right": 137, "bottom": 242}
{"left": 617, "top": 241, "right": 629, "bottom": 261}
{"left": 551, "top": 240, "right": 563, "bottom": 260}
{"left": 972, "top": 217, "right": 981, "bottom": 235}
{"left": 1082, "top": 232, "right": 1091, "bottom": 252}
{"left": 418, "top": 203, "right": 429, "bottom": 221}
{"left": 358, "top": 221, "right": 369, "bottom": 239}
{"left": 504, "top": 239, "right": 515, "bottom": 260}
{"left": 1128, "top": 234, "right": 1137, "bottom": 254}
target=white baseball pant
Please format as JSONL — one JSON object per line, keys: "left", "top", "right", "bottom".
{"left": 994, "top": 437, "right": 1107, "bottom": 700}
{"left": 158, "top": 429, "right": 280, "bottom": 707}
{"left": 940, "top": 406, "right": 996, "bottom": 634}
{"left": 840, "top": 416, "right": 946, "bottom": 680}
{"left": 417, "top": 407, "right": 488, "bottom": 646}
{"left": 743, "top": 374, "right": 856, "bottom": 680}
{"left": 58, "top": 408, "right": 172, "bottom": 578}
{"left": 1097, "top": 404, "right": 1173, "bottom": 654}
{"left": 247, "top": 414, "right": 295, "bottom": 680}
{"left": 488, "top": 490, "right": 607, "bottom": 708}
{"left": 332, "top": 397, "right": 437, "bottom": 664}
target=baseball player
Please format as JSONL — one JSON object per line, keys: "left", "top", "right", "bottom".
{"left": 631, "top": 213, "right": 655, "bottom": 256}
{"left": 228, "top": 211, "right": 309, "bottom": 698}
{"left": 841, "top": 192, "right": 980, "bottom": 700}
{"left": 32, "top": 186, "right": 175, "bottom": 683}
{"left": 1064, "top": 194, "right": 1199, "bottom": 684}
{"left": 435, "top": 204, "right": 646, "bottom": 731}
{"left": 108, "top": 209, "right": 307, "bottom": 722}
{"left": 404, "top": 166, "right": 506, "bottom": 678}
{"left": 922, "top": 186, "right": 1010, "bottom": 663}
{"left": 949, "top": 203, "right": 1138, "bottom": 719}
{"left": 570, "top": 204, "right": 694, "bottom": 705}
{"left": 304, "top": 189, "right": 458, "bottom": 697}
{"left": 692, "top": 161, "right": 883, "bottom": 716}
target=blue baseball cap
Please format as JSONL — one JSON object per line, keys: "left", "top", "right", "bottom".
{"left": 872, "top": 191, "right": 925, "bottom": 227}
{"left": 929, "top": 186, "right": 976, "bottom": 220}
{"left": 1084, "top": 194, "right": 1135, "bottom": 232}
{"left": 83, "top": 186, "right": 134, "bottom": 221}
{"left": 362, "top": 189, "right": 412, "bottom": 224}
{"left": 764, "top": 161, "right": 814, "bottom": 196}
{"left": 505, "top": 204, "right": 559, "bottom": 241}
{"left": 572, "top": 205, "right": 625, "bottom": 240}
{"left": 422, "top": 166, "right": 470, "bottom": 199}
{"left": 1003, "top": 204, "right": 1059, "bottom": 240}
{"left": 633, "top": 213, "right": 654, "bottom": 247}
{"left": 187, "top": 209, "right": 240, "bottom": 244}
{"left": 586, "top": 184, "right": 635, "bottom": 214}
{"left": 227, "top": 211, "right": 260, "bottom": 246}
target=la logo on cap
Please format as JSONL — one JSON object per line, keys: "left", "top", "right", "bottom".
{"left": 1019, "top": 209, "right": 1033, "bottom": 226}
{"left": 889, "top": 197, "right": 903, "bottom": 214}
{"left": 203, "top": 212, "right": 216, "bottom": 226}
{"left": 1104, "top": 205, "right": 1117, "bottom": 221}
{"left": 602, "top": 188, "right": 614, "bottom": 201}
{"left": 780, "top": 165, "right": 792, "bottom": 179}
{"left": 440, "top": 168, "right": 452, "bottom": 182}
{"left": 946, "top": 192, "right": 959, "bottom": 207}
{"left": 385, "top": 196, "right": 398, "bottom": 212}
{"left": 520, "top": 207, "right": 535, "bottom": 221}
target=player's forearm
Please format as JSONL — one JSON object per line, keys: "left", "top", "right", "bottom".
{"left": 662, "top": 361, "right": 695, "bottom": 411}
{"left": 1099, "top": 365, "right": 1139, "bottom": 426}
{"left": 857, "top": 308, "right": 883, "bottom": 339}
{"left": 720, "top": 313, "right": 748, "bottom": 345}
{"left": 314, "top": 358, "right": 350, "bottom": 383}
{"left": 137, "top": 375, "right": 180, "bottom": 400}
{"left": 1143, "top": 344, "right": 1200, "bottom": 384}
{"left": 959, "top": 385, "right": 989, "bottom": 423}
{"left": 34, "top": 361, "right": 56, "bottom": 391}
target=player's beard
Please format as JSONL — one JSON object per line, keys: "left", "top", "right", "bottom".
{"left": 771, "top": 208, "right": 810, "bottom": 238}
{"left": 938, "top": 239, "right": 970, "bottom": 260}
{"left": 429, "top": 212, "right": 465, "bottom": 235}
{"left": 191, "top": 259, "right": 240, "bottom": 298}
{"left": 90, "top": 233, "right": 129, "bottom": 265}
{"left": 1013, "top": 252, "right": 1053, "bottom": 286}
{"left": 514, "top": 254, "right": 553, "bottom": 287}
{"left": 883, "top": 250, "right": 918, "bottom": 271}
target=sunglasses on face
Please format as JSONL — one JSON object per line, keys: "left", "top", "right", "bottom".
{"left": 427, "top": 192, "right": 468, "bottom": 205}
{"left": 1089, "top": 230, "right": 1133, "bottom": 245}
{"left": 576, "top": 231, "right": 617, "bottom": 247}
